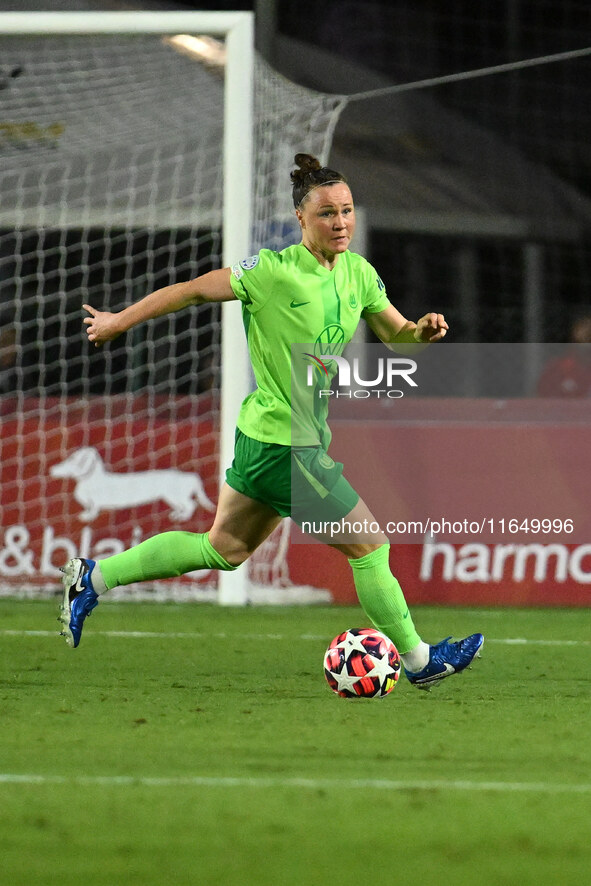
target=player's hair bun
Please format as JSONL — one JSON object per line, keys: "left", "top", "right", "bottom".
{"left": 293, "top": 153, "right": 322, "bottom": 175}
{"left": 290, "top": 152, "right": 348, "bottom": 208}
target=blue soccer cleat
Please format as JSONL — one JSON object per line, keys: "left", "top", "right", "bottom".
{"left": 58, "top": 558, "right": 99, "bottom": 648}
{"left": 405, "top": 633, "right": 484, "bottom": 690}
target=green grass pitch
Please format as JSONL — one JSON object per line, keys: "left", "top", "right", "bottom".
{"left": 1, "top": 598, "right": 591, "bottom": 886}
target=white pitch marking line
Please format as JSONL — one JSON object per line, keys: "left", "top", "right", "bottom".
{"left": 2, "top": 630, "right": 591, "bottom": 646}
{"left": 0, "top": 773, "right": 590, "bottom": 793}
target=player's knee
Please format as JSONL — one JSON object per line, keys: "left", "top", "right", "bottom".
{"left": 208, "top": 531, "right": 253, "bottom": 567}
{"left": 337, "top": 541, "right": 386, "bottom": 559}
{"left": 222, "top": 547, "right": 251, "bottom": 567}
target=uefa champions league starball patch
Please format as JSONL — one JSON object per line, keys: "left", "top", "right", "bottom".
{"left": 239, "top": 255, "right": 260, "bottom": 271}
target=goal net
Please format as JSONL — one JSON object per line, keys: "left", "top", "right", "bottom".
{"left": 0, "top": 12, "right": 343, "bottom": 603}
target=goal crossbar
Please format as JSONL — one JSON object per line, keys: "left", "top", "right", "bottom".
{"left": 0, "top": 12, "right": 250, "bottom": 36}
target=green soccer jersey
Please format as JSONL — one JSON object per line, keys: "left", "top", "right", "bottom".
{"left": 229, "top": 243, "right": 390, "bottom": 447}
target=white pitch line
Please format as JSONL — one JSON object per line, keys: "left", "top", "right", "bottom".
{"left": 2, "top": 630, "right": 591, "bottom": 646}
{"left": 0, "top": 773, "right": 590, "bottom": 794}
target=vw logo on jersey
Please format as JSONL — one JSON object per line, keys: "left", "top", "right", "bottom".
{"left": 239, "top": 254, "right": 260, "bottom": 271}
{"left": 314, "top": 324, "right": 346, "bottom": 359}
{"left": 318, "top": 452, "right": 335, "bottom": 469}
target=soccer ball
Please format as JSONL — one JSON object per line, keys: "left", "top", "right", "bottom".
{"left": 324, "top": 628, "right": 401, "bottom": 699}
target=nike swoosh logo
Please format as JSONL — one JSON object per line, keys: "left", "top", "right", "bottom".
{"left": 403, "top": 609, "right": 409, "bottom": 619}
{"left": 417, "top": 663, "right": 455, "bottom": 684}
{"left": 290, "top": 300, "right": 309, "bottom": 308}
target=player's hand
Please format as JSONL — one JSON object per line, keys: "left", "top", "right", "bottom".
{"left": 82, "top": 304, "right": 123, "bottom": 347}
{"left": 414, "top": 312, "right": 448, "bottom": 343}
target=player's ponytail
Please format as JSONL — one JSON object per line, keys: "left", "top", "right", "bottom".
{"left": 291, "top": 153, "right": 348, "bottom": 208}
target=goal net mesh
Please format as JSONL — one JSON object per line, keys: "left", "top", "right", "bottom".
{"left": 0, "top": 32, "right": 344, "bottom": 600}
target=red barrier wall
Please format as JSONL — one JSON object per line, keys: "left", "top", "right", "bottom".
{"left": 0, "top": 396, "right": 217, "bottom": 586}
{"left": 2, "top": 396, "right": 590, "bottom": 605}
{"left": 287, "top": 540, "right": 591, "bottom": 606}
{"left": 288, "top": 397, "right": 591, "bottom": 606}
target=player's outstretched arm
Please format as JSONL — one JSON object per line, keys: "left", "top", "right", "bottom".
{"left": 365, "top": 304, "right": 448, "bottom": 351}
{"left": 83, "top": 267, "right": 235, "bottom": 347}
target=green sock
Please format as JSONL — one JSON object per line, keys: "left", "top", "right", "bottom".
{"left": 98, "top": 531, "right": 237, "bottom": 591}
{"left": 348, "top": 543, "right": 421, "bottom": 654}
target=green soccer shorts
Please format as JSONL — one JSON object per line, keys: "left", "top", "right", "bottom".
{"left": 225, "top": 429, "right": 359, "bottom": 524}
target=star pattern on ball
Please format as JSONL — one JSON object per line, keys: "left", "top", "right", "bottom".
{"left": 324, "top": 628, "right": 399, "bottom": 698}
{"left": 335, "top": 630, "right": 371, "bottom": 657}
{"left": 329, "top": 664, "right": 364, "bottom": 695}
{"left": 364, "top": 652, "right": 397, "bottom": 685}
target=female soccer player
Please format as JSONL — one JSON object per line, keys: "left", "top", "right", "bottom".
{"left": 59, "top": 153, "right": 483, "bottom": 689}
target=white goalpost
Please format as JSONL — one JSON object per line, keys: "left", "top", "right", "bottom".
{"left": 0, "top": 11, "right": 344, "bottom": 605}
